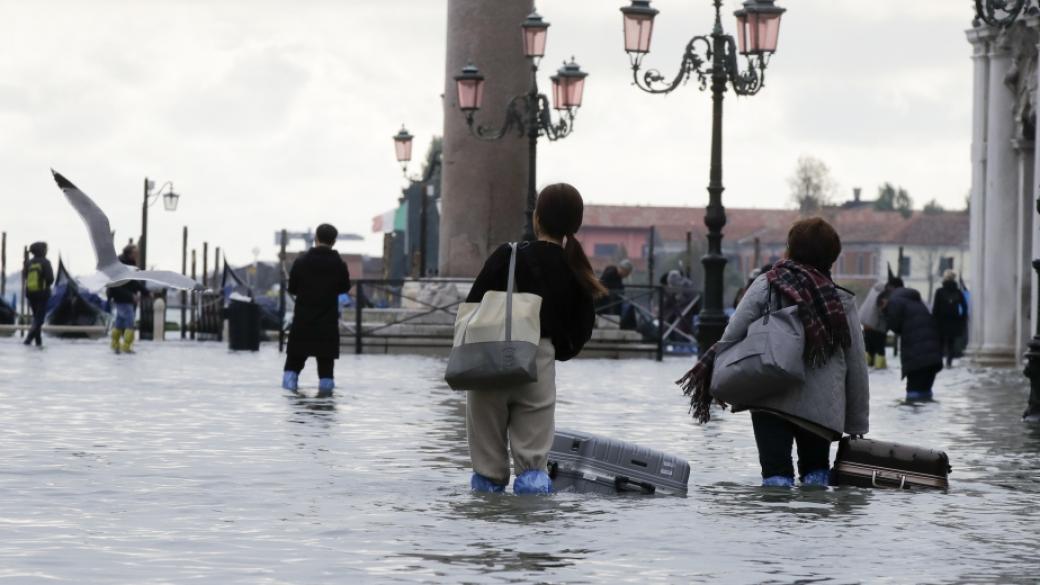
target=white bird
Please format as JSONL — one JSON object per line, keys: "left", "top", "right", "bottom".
{"left": 52, "top": 170, "right": 204, "bottom": 292}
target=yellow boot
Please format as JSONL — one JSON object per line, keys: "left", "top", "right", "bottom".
{"left": 122, "top": 329, "right": 136, "bottom": 354}
{"left": 875, "top": 355, "right": 887, "bottom": 369}
{"left": 111, "top": 329, "right": 123, "bottom": 353}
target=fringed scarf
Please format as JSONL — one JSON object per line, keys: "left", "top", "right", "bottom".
{"left": 677, "top": 259, "right": 852, "bottom": 423}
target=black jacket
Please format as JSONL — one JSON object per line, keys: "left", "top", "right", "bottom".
{"left": 884, "top": 287, "right": 943, "bottom": 376}
{"left": 932, "top": 281, "right": 967, "bottom": 337}
{"left": 467, "top": 241, "right": 595, "bottom": 361}
{"left": 23, "top": 256, "right": 54, "bottom": 298}
{"left": 287, "top": 246, "right": 352, "bottom": 359}
{"left": 106, "top": 253, "right": 147, "bottom": 305}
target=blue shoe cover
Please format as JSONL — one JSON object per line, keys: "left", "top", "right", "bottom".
{"left": 317, "top": 378, "right": 335, "bottom": 396}
{"left": 762, "top": 475, "right": 794, "bottom": 487}
{"left": 802, "top": 469, "right": 831, "bottom": 487}
{"left": 906, "top": 390, "right": 933, "bottom": 402}
{"left": 470, "top": 473, "right": 506, "bottom": 493}
{"left": 281, "top": 371, "right": 299, "bottom": 391}
{"left": 513, "top": 470, "right": 552, "bottom": 495}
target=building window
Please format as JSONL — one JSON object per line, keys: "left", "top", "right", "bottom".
{"left": 594, "top": 243, "right": 619, "bottom": 258}
{"left": 899, "top": 256, "right": 911, "bottom": 277}
{"left": 938, "top": 257, "right": 954, "bottom": 274}
{"left": 856, "top": 253, "right": 866, "bottom": 275}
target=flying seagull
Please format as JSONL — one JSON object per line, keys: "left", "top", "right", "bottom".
{"left": 51, "top": 170, "right": 204, "bottom": 292}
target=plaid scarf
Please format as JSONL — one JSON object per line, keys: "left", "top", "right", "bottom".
{"left": 677, "top": 259, "right": 851, "bottom": 424}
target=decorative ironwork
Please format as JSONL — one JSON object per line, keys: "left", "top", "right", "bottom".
{"left": 974, "top": 0, "right": 1035, "bottom": 28}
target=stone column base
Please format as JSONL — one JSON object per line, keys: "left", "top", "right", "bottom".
{"left": 967, "top": 345, "right": 1019, "bottom": 367}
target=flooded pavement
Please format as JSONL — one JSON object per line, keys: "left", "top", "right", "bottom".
{"left": 0, "top": 339, "right": 1037, "bottom": 584}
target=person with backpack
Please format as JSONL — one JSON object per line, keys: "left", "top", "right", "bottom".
{"left": 23, "top": 241, "right": 54, "bottom": 347}
{"left": 881, "top": 277, "right": 943, "bottom": 401}
{"left": 678, "top": 218, "right": 870, "bottom": 487}
{"left": 465, "top": 183, "right": 604, "bottom": 494}
{"left": 281, "top": 223, "right": 352, "bottom": 397}
{"left": 106, "top": 245, "right": 148, "bottom": 354}
{"left": 932, "top": 270, "right": 967, "bottom": 368}
{"left": 859, "top": 281, "right": 888, "bottom": 369}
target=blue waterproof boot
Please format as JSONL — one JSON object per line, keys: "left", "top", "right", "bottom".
{"left": 802, "top": 469, "right": 831, "bottom": 487}
{"left": 513, "top": 470, "right": 552, "bottom": 495}
{"left": 762, "top": 475, "right": 795, "bottom": 487}
{"left": 281, "top": 371, "right": 299, "bottom": 392}
{"left": 906, "top": 390, "right": 933, "bottom": 402}
{"left": 317, "top": 378, "right": 335, "bottom": 397}
{"left": 470, "top": 473, "right": 506, "bottom": 493}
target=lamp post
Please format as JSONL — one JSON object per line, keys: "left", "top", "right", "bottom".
{"left": 393, "top": 125, "right": 414, "bottom": 176}
{"left": 392, "top": 127, "right": 442, "bottom": 276}
{"left": 620, "top": 0, "right": 785, "bottom": 353}
{"left": 453, "top": 10, "right": 587, "bottom": 241}
{"left": 140, "top": 178, "right": 180, "bottom": 270}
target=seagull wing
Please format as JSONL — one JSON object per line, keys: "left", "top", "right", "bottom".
{"left": 51, "top": 170, "right": 119, "bottom": 271}
{"left": 128, "top": 270, "right": 205, "bottom": 291}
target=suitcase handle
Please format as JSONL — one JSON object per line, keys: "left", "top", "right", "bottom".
{"left": 871, "top": 470, "right": 907, "bottom": 489}
{"left": 615, "top": 476, "right": 656, "bottom": 494}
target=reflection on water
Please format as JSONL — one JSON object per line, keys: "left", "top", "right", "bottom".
{"left": 0, "top": 340, "right": 1037, "bottom": 584}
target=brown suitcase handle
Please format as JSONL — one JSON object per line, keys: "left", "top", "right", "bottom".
{"left": 871, "top": 470, "right": 907, "bottom": 489}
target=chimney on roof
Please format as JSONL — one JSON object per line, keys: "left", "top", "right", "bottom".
{"left": 853, "top": 187, "right": 862, "bottom": 203}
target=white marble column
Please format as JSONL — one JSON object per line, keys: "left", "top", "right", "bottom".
{"left": 1015, "top": 139, "right": 1034, "bottom": 359}
{"left": 966, "top": 26, "right": 992, "bottom": 358}
{"left": 978, "top": 29, "right": 1020, "bottom": 365}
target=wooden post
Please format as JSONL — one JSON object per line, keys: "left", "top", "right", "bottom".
{"left": 752, "top": 236, "right": 761, "bottom": 270}
{"left": 202, "top": 242, "right": 209, "bottom": 289}
{"left": 278, "top": 229, "right": 287, "bottom": 353}
{"left": 1, "top": 232, "right": 6, "bottom": 298}
{"left": 20, "top": 246, "right": 27, "bottom": 337}
{"left": 190, "top": 249, "right": 197, "bottom": 340}
{"left": 685, "top": 231, "right": 693, "bottom": 278}
{"left": 647, "top": 226, "right": 656, "bottom": 286}
{"left": 181, "top": 227, "right": 187, "bottom": 339}
{"left": 214, "top": 246, "right": 221, "bottom": 288}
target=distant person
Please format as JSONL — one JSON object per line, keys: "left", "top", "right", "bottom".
{"left": 881, "top": 277, "right": 943, "bottom": 401}
{"left": 733, "top": 264, "right": 772, "bottom": 308}
{"left": 22, "top": 241, "right": 54, "bottom": 347}
{"left": 932, "top": 270, "right": 968, "bottom": 368}
{"left": 858, "top": 281, "right": 889, "bottom": 368}
{"left": 465, "top": 183, "right": 603, "bottom": 494}
{"left": 282, "top": 223, "right": 352, "bottom": 397}
{"left": 107, "top": 244, "right": 147, "bottom": 354}
{"left": 680, "top": 218, "right": 869, "bottom": 487}
{"left": 596, "top": 259, "right": 632, "bottom": 317}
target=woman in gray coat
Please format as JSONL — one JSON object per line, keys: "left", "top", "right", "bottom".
{"left": 679, "top": 218, "right": 870, "bottom": 487}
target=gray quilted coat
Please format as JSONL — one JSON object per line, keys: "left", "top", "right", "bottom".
{"left": 720, "top": 275, "right": 870, "bottom": 439}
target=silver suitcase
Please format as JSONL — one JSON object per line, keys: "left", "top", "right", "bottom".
{"left": 547, "top": 429, "right": 690, "bottom": 496}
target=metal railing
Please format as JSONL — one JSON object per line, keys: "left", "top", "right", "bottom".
{"left": 343, "top": 279, "right": 691, "bottom": 361}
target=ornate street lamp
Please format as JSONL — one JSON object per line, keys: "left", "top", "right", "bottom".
{"left": 393, "top": 125, "right": 414, "bottom": 176}
{"left": 454, "top": 11, "right": 587, "bottom": 241}
{"left": 140, "top": 178, "right": 180, "bottom": 270}
{"left": 973, "top": 0, "right": 1038, "bottom": 27}
{"left": 619, "top": 0, "right": 785, "bottom": 355}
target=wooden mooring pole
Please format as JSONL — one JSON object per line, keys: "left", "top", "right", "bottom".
{"left": 181, "top": 227, "right": 187, "bottom": 339}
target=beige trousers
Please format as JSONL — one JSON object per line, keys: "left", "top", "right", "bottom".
{"left": 466, "top": 338, "right": 556, "bottom": 485}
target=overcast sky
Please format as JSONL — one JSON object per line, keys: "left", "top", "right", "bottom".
{"left": 0, "top": 0, "right": 973, "bottom": 273}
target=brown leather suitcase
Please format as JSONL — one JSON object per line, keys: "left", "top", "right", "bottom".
{"left": 832, "top": 437, "right": 951, "bottom": 489}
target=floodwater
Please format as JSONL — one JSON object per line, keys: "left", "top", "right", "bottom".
{"left": 0, "top": 339, "right": 1037, "bottom": 584}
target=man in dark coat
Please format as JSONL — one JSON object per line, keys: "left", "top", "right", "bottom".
{"left": 882, "top": 278, "right": 943, "bottom": 401}
{"left": 23, "top": 241, "right": 55, "bottom": 347}
{"left": 596, "top": 259, "right": 632, "bottom": 318}
{"left": 106, "top": 245, "right": 147, "bottom": 353}
{"left": 282, "top": 223, "right": 351, "bottom": 396}
{"left": 932, "top": 269, "right": 967, "bottom": 368}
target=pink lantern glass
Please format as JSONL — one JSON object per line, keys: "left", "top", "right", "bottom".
{"left": 734, "top": 0, "right": 785, "bottom": 55}
{"left": 551, "top": 75, "right": 565, "bottom": 110}
{"left": 521, "top": 12, "right": 550, "bottom": 59}
{"left": 454, "top": 63, "right": 485, "bottom": 111}
{"left": 393, "top": 125, "right": 413, "bottom": 167}
{"left": 620, "top": 0, "right": 658, "bottom": 54}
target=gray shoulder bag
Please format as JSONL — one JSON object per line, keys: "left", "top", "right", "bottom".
{"left": 709, "top": 284, "right": 806, "bottom": 404}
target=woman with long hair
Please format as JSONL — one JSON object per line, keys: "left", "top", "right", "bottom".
{"left": 678, "top": 217, "right": 870, "bottom": 487}
{"left": 465, "top": 183, "right": 606, "bottom": 494}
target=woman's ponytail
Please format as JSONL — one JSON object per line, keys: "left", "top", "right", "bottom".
{"left": 535, "top": 182, "right": 607, "bottom": 299}
{"left": 565, "top": 234, "right": 608, "bottom": 299}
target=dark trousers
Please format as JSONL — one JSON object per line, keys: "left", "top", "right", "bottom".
{"left": 905, "top": 367, "right": 938, "bottom": 394}
{"left": 863, "top": 329, "right": 887, "bottom": 359}
{"left": 939, "top": 334, "right": 958, "bottom": 365}
{"left": 751, "top": 411, "right": 831, "bottom": 480}
{"left": 24, "top": 293, "right": 49, "bottom": 346}
{"left": 283, "top": 354, "right": 334, "bottom": 379}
